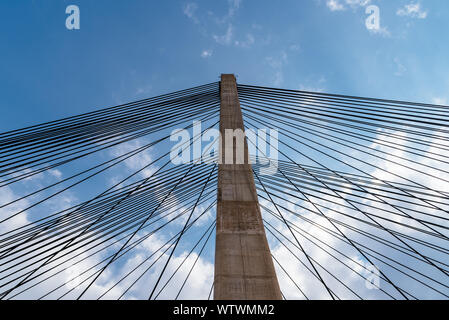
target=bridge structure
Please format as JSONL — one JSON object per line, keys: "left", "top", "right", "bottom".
{"left": 0, "top": 74, "right": 448, "bottom": 300}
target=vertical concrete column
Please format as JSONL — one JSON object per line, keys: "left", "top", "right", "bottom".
{"left": 214, "top": 74, "right": 282, "bottom": 300}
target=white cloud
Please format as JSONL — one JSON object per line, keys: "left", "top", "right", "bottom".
{"left": 2, "top": 190, "right": 215, "bottom": 300}
{"left": 299, "top": 85, "right": 324, "bottom": 93}
{"left": 259, "top": 107, "right": 449, "bottom": 299}
{"left": 200, "top": 49, "right": 213, "bottom": 58}
{"left": 136, "top": 84, "right": 152, "bottom": 96}
{"left": 214, "top": 0, "right": 242, "bottom": 24}
{"left": 49, "top": 169, "right": 62, "bottom": 179}
{"left": 326, "top": 0, "right": 371, "bottom": 11}
{"left": 327, "top": 0, "right": 345, "bottom": 11}
{"left": 346, "top": 0, "right": 371, "bottom": 8}
{"left": 183, "top": 2, "right": 199, "bottom": 24}
{"left": 265, "top": 51, "right": 288, "bottom": 87}
{"left": 299, "top": 76, "right": 327, "bottom": 93}
{"left": 184, "top": 0, "right": 252, "bottom": 49}
{"left": 214, "top": 26, "right": 256, "bottom": 48}
{"left": 234, "top": 33, "right": 255, "bottom": 48}
{"left": 226, "top": 0, "right": 241, "bottom": 19}
{"left": 325, "top": 0, "right": 388, "bottom": 36}
{"left": 266, "top": 51, "right": 288, "bottom": 70}
{"left": 394, "top": 57, "right": 407, "bottom": 76}
{"left": 213, "top": 24, "right": 233, "bottom": 45}
{"left": 397, "top": 2, "right": 428, "bottom": 19}
{"left": 289, "top": 44, "right": 301, "bottom": 52}
{"left": 432, "top": 97, "right": 448, "bottom": 106}
{"left": 109, "top": 139, "right": 157, "bottom": 179}
{"left": 367, "top": 25, "right": 391, "bottom": 37}
{"left": 0, "top": 186, "right": 30, "bottom": 234}
{"left": 263, "top": 193, "right": 387, "bottom": 299}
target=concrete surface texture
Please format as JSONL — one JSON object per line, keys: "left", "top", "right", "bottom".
{"left": 214, "top": 74, "right": 282, "bottom": 300}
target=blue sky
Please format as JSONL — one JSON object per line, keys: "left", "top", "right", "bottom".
{"left": 0, "top": 0, "right": 448, "bottom": 300}
{"left": 1, "top": 0, "right": 448, "bottom": 132}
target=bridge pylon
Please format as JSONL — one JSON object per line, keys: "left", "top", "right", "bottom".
{"left": 214, "top": 74, "right": 282, "bottom": 300}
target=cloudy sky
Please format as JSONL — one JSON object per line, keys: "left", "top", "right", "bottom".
{"left": 0, "top": 0, "right": 448, "bottom": 300}
{"left": 0, "top": 0, "right": 448, "bottom": 130}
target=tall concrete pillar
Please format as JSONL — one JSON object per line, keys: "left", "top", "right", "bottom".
{"left": 214, "top": 74, "right": 282, "bottom": 300}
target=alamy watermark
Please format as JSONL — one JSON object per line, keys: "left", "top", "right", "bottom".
{"left": 66, "top": 5, "right": 80, "bottom": 30}
{"left": 65, "top": 266, "right": 82, "bottom": 289}
{"left": 365, "top": 5, "right": 380, "bottom": 31}
{"left": 365, "top": 265, "right": 380, "bottom": 290}
{"left": 170, "top": 121, "right": 279, "bottom": 175}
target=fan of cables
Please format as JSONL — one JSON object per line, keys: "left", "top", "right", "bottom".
{"left": 0, "top": 82, "right": 220, "bottom": 300}
{"left": 239, "top": 84, "right": 449, "bottom": 300}
{"left": 0, "top": 80, "right": 448, "bottom": 300}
